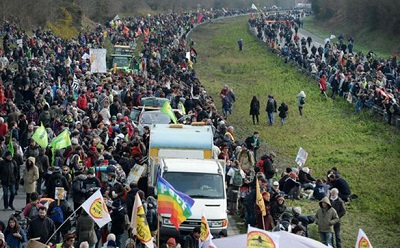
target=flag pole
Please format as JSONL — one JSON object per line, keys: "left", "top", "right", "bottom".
{"left": 45, "top": 205, "right": 82, "bottom": 245}
{"left": 157, "top": 214, "right": 160, "bottom": 248}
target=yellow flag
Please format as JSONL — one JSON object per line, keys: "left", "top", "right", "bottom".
{"left": 160, "top": 101, "right": 177, "bottom": 124}
{"left": 131, "top": 193, "right": 154, "bottom": 248}
{"left": 256, "top": 179, "right": 266, "bottom": 217}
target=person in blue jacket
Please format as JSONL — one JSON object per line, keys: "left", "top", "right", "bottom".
{"left": 4, "top": 216, "right": 27, "bottom": 248}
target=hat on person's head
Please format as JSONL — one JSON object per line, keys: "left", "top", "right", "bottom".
{"left": 87, "top": 167, "right": 95, "bottom": 175}
{"left": 302, "top": 167, "right": 310, "bottom": 174}
{"left": 54, "top": 166, "right": 62, "bottom": 173}
{"left": 273, "top": 181, "right": 279, "bottom": 186}
{"left": 111, "top": 116, "right": 117, "bottom": 121}
{"left": 167, "top": 237, "right": 177, "bottom": 246}
{"left": 241, "top": 143, "right": 247, "bottom": 148}
{"left": 269, "top": 151, "right": 276, "bottom": 157}
{"left": 4, "top": 151, "right": 12, "bottom": 157}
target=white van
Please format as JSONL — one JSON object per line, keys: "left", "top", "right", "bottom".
{"left": 158, "top": 158, "right": 228, "bottom": 238}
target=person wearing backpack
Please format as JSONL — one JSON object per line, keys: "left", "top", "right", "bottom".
{"left": 265, "top": 94, "right": 277, "bottom": 126}
{"left": 226, "top": 160, "right": 246, "bottom": 215}
{"left": 48, "top": 199, "right": 73, "bottom": 243}
{"left": 23, "top": 192, "right": 42, "bottom": 222}
{"left": 296, "top": 91, "right": 306, "bottom": 116}
{"left": 145, "top": 196, "right": 158, "bottom": 236}
{"left": 46, "top": 166, "right": 70, "bottom": 199}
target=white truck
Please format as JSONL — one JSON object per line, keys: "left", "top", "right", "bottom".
{"left": 158, "top": 158, "right": 228, "bottom": 238}
{"left": 145, "top": 124, "right": 228, "bottom": 238}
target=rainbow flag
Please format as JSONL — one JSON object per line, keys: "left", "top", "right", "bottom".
{"left": 157, "top": 176, "right": 195, "bottom": 229}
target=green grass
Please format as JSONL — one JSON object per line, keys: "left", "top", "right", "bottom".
{"left": 189, "top": 16, "right": 400, "bottom": 248}
{"left": 302, "top": 16, "right": 400, "bottom": 58}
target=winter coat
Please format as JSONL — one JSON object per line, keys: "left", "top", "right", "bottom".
{"left": 249, "top": 98, "right": 260, "bottom": 115}
{"left": 330, "top": 197, "right": 346, "bottom": 223}
{"left": 76, "top": 214, "right": 98, "bottom": 245}
{"left": 0, "top": 157, "right": 18, "bottom": 186}
{"left": 110, "top": 206, "right": 127, "bottom": 235}
{"left": 72, "top": 174, "right": 87, "bottom": 204}
{"left": 23, "top": 157, "right": 39, "bottom": 193}
{"left": 46, "top": 172, "right": 70, "bottom": 199}
{"left": 27, "top": 216, "right": 56, "bottom": 244}
{"left": 5, "top": 228, "right": 27, "bottom": 248}
{"left": 297, "top": 91, "right": 306, "bottom": 107}
{"left": 278, "top": 103, "right": 289, "bottom": 118}
{"left": 315, "top": 197, "right": 339, "bottom": 232}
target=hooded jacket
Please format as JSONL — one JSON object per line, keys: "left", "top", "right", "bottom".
{"left": 23, "top": 157, "right": 39, "bottom": 193}
{"left": 315, "top": 197, "right": 339, "bottom": 232}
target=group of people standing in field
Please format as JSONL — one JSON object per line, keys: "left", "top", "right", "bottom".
{"left": 249, "top": 90, "right": 306, "bottom": 125}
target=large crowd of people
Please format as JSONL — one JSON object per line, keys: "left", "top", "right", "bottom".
{"left": 250, "top": 11, "right": 400, "bottom": 125}
{"left": 0, "top": 7, "right": 376, "bottom": 248}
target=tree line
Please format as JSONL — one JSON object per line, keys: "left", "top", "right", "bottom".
{"left": 311, "top": 0, "right": 400, "bottom": 34}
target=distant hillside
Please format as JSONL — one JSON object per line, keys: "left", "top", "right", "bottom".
{"left": 0, "top": 0, "right": 298, "bottom": 35}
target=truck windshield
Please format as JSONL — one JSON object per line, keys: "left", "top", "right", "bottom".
{"left": 113, "top": 56, "right": 130, "bottom": 67}
{"left": 163, "top": 172, "right": 224, "bottom": 199}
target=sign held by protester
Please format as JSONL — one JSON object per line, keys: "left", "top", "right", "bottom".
{"left": 89, "top": 49, "right": 107, "bottom": 73}
{"left": 295, "top": 147, "right": 308, "bottom": 167}
{"left": 127, "top": 164, "right": 146, "bottom": 184}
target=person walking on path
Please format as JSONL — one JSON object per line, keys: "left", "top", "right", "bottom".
{"left": 296, "top": 91, "right": 306, "bottom": 116}
{"left": 23, "top": 157, "right": 39, "bottom": 205}
{"left": 0, "top": 151, "right": 18, "bottom": 211}
{"left": 249, "top": 96, "right": 260, "bottom": 125}
{"left": 266, "top": 95, "right": 277, "bottom": 125}
{"left": 315, "top": 197, "right": 339, "bottom": 247}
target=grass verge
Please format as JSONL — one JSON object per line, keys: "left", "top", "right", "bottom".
{"left": 190, "top": 16, "right": 400, "bottom": 248}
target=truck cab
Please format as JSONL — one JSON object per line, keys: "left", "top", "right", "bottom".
{"left": 158, "top": 158, "right": 228, "bottom": 239}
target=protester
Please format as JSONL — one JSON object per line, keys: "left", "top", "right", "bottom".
{"left": 315, "top": 197, "right": 339, "bottom": 246}
{"left": 76, "top": 211, "right": 98, "bottom": 248}
{"left": 296, "top": 91, "right": 306, "bottom": 116}
{"left": 0, "top": 151, "right": 18, "bottom": 211}
{"left": 249, "top": 96, "right": 260, "bottom": 125}
{"left": 277, "top": 102, "right": 289, "bottom": 125}
{"left": 27, "top": 206, "right": 56, "bottom": 245}
{"left": 183, "top": 226, "right": 200, "bottom": 248}
{"left": 22, "top": 156, "right": 39, "bottom": 204}
{"left": 266, "top": 95, "right": 277, "bottom": 126}
{"left": 4, "top": 217, "right": 27, "bottom": 248}
{"left": 226, "top": 161, "right": 246, "bottom": 215}
{"left": 330, "top": 188, "right": 346, "bottom": 248}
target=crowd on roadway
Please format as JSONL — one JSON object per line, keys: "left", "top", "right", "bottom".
{"left": 250, "top": 11, "right": 400, "bottom": 125}
{"left": 0, "top": 7, "right": 357, "bottom": 248}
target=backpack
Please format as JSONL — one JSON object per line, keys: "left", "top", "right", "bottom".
{"left": 27, "top": 202, "right": 39, "bottom": 221}
{"left": 54, "top": 177, "right": 64, "bottom": 188}
{"left": 232, "top": 168, "right": 243, "bottom": 187}
{"left": 300, "top": 97, "right": 305, "bottom": 105}
{"left": 50, "top": 205, "right": 64, "bottom": 224}
{"left": 256, "top": 159, "right": 265, "bottom": 173}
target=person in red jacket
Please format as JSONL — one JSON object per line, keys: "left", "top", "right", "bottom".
{"left": 319, "top": 74, "right": 327, "bottom": 98}
{"left": 77, "top": 92, "right": 88, "bottom": 110}
{"left": 0, "top": 117, "right": 8, "bottom": 136}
